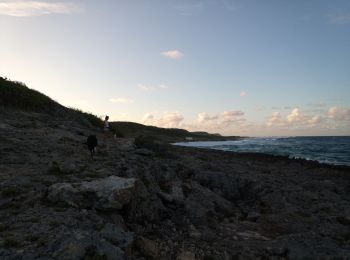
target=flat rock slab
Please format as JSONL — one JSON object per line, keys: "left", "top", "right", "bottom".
{"left": 47, "top": 176, "right": 137, "bottom": 210}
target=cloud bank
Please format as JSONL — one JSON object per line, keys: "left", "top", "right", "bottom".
{"left": 142, "top": 112, "right": 184, "bottom": 128}
{"left": 0, "top": 1, "right": 83, "bottom": 17}
{"left": 140, "top": 106, "right": 350, "bottom": 136}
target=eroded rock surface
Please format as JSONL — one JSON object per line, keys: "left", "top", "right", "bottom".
{"left": 47, "top": 176, "right": 137, "bottom": 210}
{"left": 1, "top": 109, "right": 350, "bottom": 259}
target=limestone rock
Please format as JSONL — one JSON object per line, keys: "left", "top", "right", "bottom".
{"left": 177, "top": 251, "right": 196, "bottom": 260}
{"left": 47, "top": 176, "right": 137, "bottom": 210}
{"left": 101, "top": 223, "right": 134, "bottom": 251}
{"left": 135, "top": 236, "right": 159, "bottom": 259}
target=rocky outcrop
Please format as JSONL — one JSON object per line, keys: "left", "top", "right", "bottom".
{"left": 1, "top": 109, "right": 350, "bottom": 259}
{"left": 47, "top": 176, "right": 137, "bottom": 210}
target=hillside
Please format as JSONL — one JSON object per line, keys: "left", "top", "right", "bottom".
{"left": 0, "top": 77, "right": 103, "bottom": 129}
{"left": 111, "top": 121, "right": 241, "bottom": 143}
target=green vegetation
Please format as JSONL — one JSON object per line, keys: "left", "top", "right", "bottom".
{"left": 112, "top": 121, "right": 240, "bottom": 143}
{"left": 0, "top": 76, "right": 63, "bottom": 113}
{"left": 0, "top": 77, "right": 102, "bottom": 128}
{"left": 69, "top": 107, "right": 102, "bottom": 128}
{"left": 134, "top": 135, "right": 168, "bottom": 151}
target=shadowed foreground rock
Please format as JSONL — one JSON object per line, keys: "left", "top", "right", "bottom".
{"left": 47, "top": 176, "right": 137, "bottom": 210}
{"left": 0, "top": 109, "right": 350, "bottom": 259}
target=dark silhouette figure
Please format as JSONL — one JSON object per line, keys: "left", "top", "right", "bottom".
{"left": 87, "top": 135, "right": 98, "bottom": 160}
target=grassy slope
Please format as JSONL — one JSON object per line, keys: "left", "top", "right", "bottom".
{"left": 0, "top": 77, "right": 102, "bottom": 128}
{"left": 0, "top": 77, "right": 64, "bottom": 113}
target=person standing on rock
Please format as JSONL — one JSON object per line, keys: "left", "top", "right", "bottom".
{"left": 103, "top": 115, "right": 109, "bottom": 147}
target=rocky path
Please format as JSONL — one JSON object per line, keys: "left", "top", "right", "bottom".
{"left": 0, "top": 110, "right": 350, "bottom": 259}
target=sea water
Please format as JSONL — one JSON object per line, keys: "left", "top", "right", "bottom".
{"left": 175, "top": 136, "right": 350, "bottom": 166}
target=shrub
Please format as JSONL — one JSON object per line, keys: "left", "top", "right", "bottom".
{"left": 134, "top": 135, "right": 170, "bottom": 155}
{"left": 0, "top": 77, "right": 63, "bottom": 113}
{"left": 69, "top": 107, "right": 103, "bottom": 128}
{"left": 109, "top": 125, "right": 124, "bottom": 138}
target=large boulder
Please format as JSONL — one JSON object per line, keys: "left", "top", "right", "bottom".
{"left": 47, "top": 176, "right": 137, "bottom": 210}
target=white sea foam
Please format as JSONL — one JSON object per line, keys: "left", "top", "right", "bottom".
{"left": 174, "top": 137, "right": 350, "bottom": 166}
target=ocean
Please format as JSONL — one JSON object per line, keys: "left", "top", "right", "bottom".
{"left": 175, "top": 136, "right": 350, "bottom": 166}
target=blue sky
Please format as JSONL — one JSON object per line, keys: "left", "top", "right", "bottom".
{"left": 0, "top": 0, "right": 349, "bottom": 136}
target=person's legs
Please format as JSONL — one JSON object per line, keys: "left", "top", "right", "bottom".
{"left": 103, "top": 129, "right": 109, "bottom": 149}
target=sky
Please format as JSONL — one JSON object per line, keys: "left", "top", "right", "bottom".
{"left": 0, "top": 0, "right": 349, "bottom": 136}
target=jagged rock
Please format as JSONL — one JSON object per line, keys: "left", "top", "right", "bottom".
{"left": 47, "top": 176, "right": 137, "bottom": 210}
{"left": 135, "top": 236, "right": 159, "bottom": 259}
{"left": 46, "top": 182, "right": 83, "bottom": 208}
{"left": 247, "top": 211, "right": 260, "bottom": 222}
{"left": 177, "top": 251, "right": 196, "bottom": 260}
{"left": 59, "top": 161, "right": 80, "bottom": 174}
{"left": 171, "top": 181, "right": 184, "bottom": 203}
{"left": 337, "top": 216, "right": 350, "bottom": 226}
{"left": 135, "top": 148, "right": 154, "bottom": 156}
{"left": 188, "top": 225, "right": 201, "bottom": 239}
{"left": 101, "top": 223, "right": 134, "bottom": 251}
{"left": 157, "top": 181, "right": 184, "bottom": 205}
{"left": 51, "top": 231, "right": 124, "bottom": 260}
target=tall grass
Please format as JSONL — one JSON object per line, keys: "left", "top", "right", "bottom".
{"left": 0, "top": 77, "right": 64, "bottom": 113}
{"left": 0, "top": 77, "right": 102, "bottom": 128}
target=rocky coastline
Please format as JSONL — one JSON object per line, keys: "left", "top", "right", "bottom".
{"left": 1, "top": 109, "right": 350, "bottom": 259}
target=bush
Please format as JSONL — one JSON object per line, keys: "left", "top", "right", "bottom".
{"left": 134, "top": 135, "right": 170, "bottom": 155}
{"left": 109, "top": 125, "right": 124, "bottom": 138}
{"left": 0, "top": 77, "right": 103, "bottom": 128}
{"left": 69, "top": 107, "right": 103, "bottom": 128}
{"left": 0, "top": 77, "right": 63, "bottom": 113}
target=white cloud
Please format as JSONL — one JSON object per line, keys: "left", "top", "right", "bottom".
{"left": 308, "top": 115, "right": 323, "bottom": 127}
{"left": 221, "top": 110, "right": 245, "bottom": 124}
{"left": 0, "top": 1, "right": 83, "bottom": 17}
{"left": 109, "top": 98, "right": 134, "bottom": 104}
{"left": 138, "top": 83, "right": 170, "bottom": 91}
{"left": 142, "top": 112, "right": 184, "bottom": 128}
{"left": 140, "top": 106, "right": 350, "bottom": 136}
{"left": 266, "top": 112, "right": 284, "bottom": 127}
{"left": 328, "top": 107, "right": 350, "bottom": 121}
{"left": 197, "top": 112, "right": 219, "bottom": 123}
{"left": 266, "top": 108, "right": 326, "bottom": 129}
{"left": 194, "top": 110, "right": 246, "bottom": 131}
{"left": 161, "top": 50, "right": 184, "bottom": 59}
{"left": 286, "top": 108, "right": 301, "bottom": 123}
{"left": 138, "top": 84, "right": 155, "bottom": 91}
{"left": 240, "top": 91, "right": 247, "bottom": 97}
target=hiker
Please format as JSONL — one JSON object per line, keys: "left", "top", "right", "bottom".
{"left": 104, "top": 115, "right": 109, "bottom": 133}
{"left": 103, "top": 115, "right": 109, "bottom": 146}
